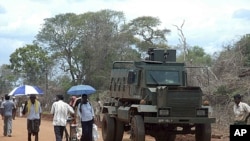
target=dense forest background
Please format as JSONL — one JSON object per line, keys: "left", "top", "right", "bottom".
{"left": 1, "top": 9, "right": 250, "bottom": 131}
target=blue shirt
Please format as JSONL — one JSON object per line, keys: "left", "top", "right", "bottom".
{"left": 77, "top": 102, "right": 94, "bottom": 121}
{"left": 2, "top": 100, "right": 16, "bottom": 116}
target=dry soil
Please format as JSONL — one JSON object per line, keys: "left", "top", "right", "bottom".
{"left": 0, "top": 116, "right": 229, "bottom": 141}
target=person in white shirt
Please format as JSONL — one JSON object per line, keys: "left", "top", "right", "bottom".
{"left": 233, "top": 94, "right": 250, "bottom": 125}
{"left": 22, "top": 94, "right": 42, "bottom": 141}
{"left": 51, "top": 95, "right": 74, "bottom": 141}
{"left": 77, "top": 94, "right": 95, "bottom": 141}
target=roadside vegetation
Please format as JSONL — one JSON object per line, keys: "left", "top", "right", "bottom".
{"left": 1, "top": 9, "right": 250, "bottom": 136}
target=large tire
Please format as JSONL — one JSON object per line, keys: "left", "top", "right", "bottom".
{"left": 131, "top": 115, "right": 145, "bottom": 141}
{"left": 167, "top": 134, "right": 176, "bottom": 141}
{"left": 154, "top": 127, "right": 176, "bottom": 141}
{"left": 195, "top": 124, "right": 211, "bottom": 141}
{"left": 101, "top": 114, "right": 115, "bottom": 141}
{"left": 114, "top": 118, "right": 124, "bottom": 141}
{"left": 155, "top": 134, "right": 176, "bottom": 141}
{"left": 166, "top": 127, "right": 176, "bottom": 141}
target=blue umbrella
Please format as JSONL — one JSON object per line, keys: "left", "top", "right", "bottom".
{"left": 67, "top": 84, "right": 96, "bottom": 95}
{"left": 8, "top": 85, "right": 44, "bottom": 96}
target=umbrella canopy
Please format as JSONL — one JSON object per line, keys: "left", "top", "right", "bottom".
{"left": 67, "top": 84, "right": 96, "bottom": 95}
{"left": 8, "top": 85, "right": 44, "bottom": 96}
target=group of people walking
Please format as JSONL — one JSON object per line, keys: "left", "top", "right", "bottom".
{"left": 51, "top": 94, "right": 97, "bottom": 141}
{"left": 1, "top": 93, "right": 97, "bottom": 141}
{"left": 2, "top": 90, "right": 250, "bottom": 140}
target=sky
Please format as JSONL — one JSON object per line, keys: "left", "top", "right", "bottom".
{"left": 0, "top": 0, "right": 250, "bottom": 66}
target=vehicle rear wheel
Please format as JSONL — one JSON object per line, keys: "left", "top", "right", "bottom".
{"left": 101, "top": 113, "right": 115, "bottom": 141}
{"left": 195, "top": 124, "right": 211, "bottom": 141}
{"left": 131, "top": 115, "right": 145, "bottom": 141}
{"left": 114, "top": 118, "right": 124, "bottom": 141}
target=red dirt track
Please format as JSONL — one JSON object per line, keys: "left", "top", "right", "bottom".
{"left": 0, "top": 116, "right": 228, "bottom": 141}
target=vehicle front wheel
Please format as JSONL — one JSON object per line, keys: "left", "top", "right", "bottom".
{"left": 114, "top": 118, "right": 124, "bottom": 141}
{"left": 101, "top": 114, "right": 115, "bottom": 141}
{"left": 130, "top": 115, "right": 145, "bottom": 141}
{"left": 195, "top": 124, "right": 211, "bottom": 141}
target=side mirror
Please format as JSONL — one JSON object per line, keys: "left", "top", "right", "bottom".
{"left": 127, "top": 70, "right": 135, "bottom": 84}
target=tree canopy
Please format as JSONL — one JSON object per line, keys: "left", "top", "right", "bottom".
{"left": 8, "top": 44, "right": 51, "bottom": 85}
{"left": 34, "top": 10, "right": 169, "bottom": 88}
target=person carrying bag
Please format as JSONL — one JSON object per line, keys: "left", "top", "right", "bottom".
{"left": 77, "top": 94, "right": 95, "bottom": 141}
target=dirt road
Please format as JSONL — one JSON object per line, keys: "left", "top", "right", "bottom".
{"left": 0, "top": 117, "right": 139, "bottom": 141}
{"left": 0, "top": 117, "right": 228, "bottom": 141}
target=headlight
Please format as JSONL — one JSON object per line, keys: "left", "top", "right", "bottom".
{"left": 159, "top": 109, "right": 170, "bottom": 116}
{"left": 196, "top": 108, "right": 208, "bottom": 117}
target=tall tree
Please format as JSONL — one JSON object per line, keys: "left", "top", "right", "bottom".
{"left": 126, "top": 16, "right": 171, "bottom": 54}
{"left": 8, "top": 44, "right": 51, "bottom": 86}
{"left": 35, "top": 13, "right": 81, "bottom": 84}
{"left": 35, "top": 10, "right": 139, "bottom": 89}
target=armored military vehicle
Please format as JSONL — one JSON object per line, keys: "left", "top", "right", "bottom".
{"left": 101, "top": 48, "right": 215, "bottom": 141}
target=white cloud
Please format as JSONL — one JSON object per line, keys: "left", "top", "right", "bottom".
{"left": 0, "top": 0, "right": 250, "bottom": 65}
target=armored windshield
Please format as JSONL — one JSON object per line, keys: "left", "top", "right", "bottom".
{"left": 146, "top": 70, "right": 180, "bottom": 85}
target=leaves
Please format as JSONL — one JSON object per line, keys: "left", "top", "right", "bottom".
{"left": 9, "top": 44, "right": 51, "bottom": 85}
{"left": 35, "top": 10, "right": 144, "bottom": 87}
{"left": 126, "top": 16, "right": 171, "bottom": 52}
